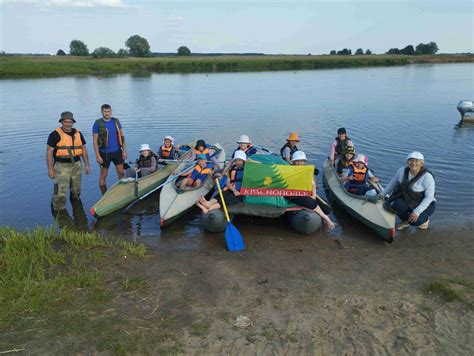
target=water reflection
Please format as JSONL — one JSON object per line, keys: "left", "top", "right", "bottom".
{"left": 1, "top": 64, "right": 473, "bottom": 247}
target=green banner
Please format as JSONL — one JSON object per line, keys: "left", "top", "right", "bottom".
{"left": 241, "top": 162, "right": 313, "bottom": 197}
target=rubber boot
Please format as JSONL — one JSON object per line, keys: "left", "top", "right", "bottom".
{"left": 100, "top": 185, "right": 107, "bottom": 195}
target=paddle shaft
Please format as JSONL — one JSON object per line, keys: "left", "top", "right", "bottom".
{"left": 215, "top": 178, "right": 231, "bottom": 222}
{"left": 124, "top": 163, "right": 195, "bottom": 212}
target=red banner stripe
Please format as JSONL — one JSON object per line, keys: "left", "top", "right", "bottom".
{"left": 240, "top": 188, "right": 312, "bottom": 197}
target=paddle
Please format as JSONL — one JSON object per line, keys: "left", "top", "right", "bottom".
{"left": 215, "top": 178, "right": 245, "bottom": 252}
{"left": 124, "top": 163, "right": 196, "bottom": 212}
{"left": 133, "top": 169, "right": 139, "bottom": 197}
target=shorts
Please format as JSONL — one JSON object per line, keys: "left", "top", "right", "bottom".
{"left": 217, "top": 190, "right": 243, "bottom": 206}
{"left": 100, "top": 150, "right": 124, "bottom": 169}
{"left": 289, "top": 196, "right": 331, "bottom": 215}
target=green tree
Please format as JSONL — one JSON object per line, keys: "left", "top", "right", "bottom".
{"left": 69, "top": 40, "right": 89, "bottom": 56}
{"left": 415, "top": 42, "right": 439, "bottom": 55}
{"left": 400, "top": 45, "right": 415, "bottom": 55}
{"left": 365, "top": 49, "right": 372, "bottom": 55}
{"left": 56, "top": 49, "right": 66, "bottom": 56}
{"left": 92, "top": 47, "right": 115, "bottom": 58}
{"left": 386, "top": 48, "right": 400, "bottom": 55}
{"left": 177, "top": 46, "right": 191, "bottom": 56}
{"left": 330, "top": 50, "right": 336, "bottom": 55}
{"left": 117, "top": 48, "right": 129, "bottom": 57}
{"left": 125, "top": 35, "right": 151, "bottom": 57}
{"left": 337, "top": 48, "right": 351, "bottom": 55}
{"left": 355, "top": 48, "right": 364, "bottom": 55}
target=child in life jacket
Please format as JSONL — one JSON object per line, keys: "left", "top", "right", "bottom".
{"left": 196, "top": 150, "right": 247, "bottom": 213}
{"left": 190, "top": 139, "right": 221, "bottom": 169}
{"left": 179, "top": 154, "right": 212, "bottom": 190}
{"left": 157, "top": 136, "right": 179, "bottom": 161}
{"left": 341, "top": 154, "right": 378, "bottom": 196}
{"left": 336, "top": 146, "right": 356, "bottom": 175}
{"left": 125, "top": 144, "right": 157, "bottom": 178}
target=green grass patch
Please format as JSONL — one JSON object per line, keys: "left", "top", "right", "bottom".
{"left": 424, "top": 278, "right": 474, "bottom": 309}
{"left": 1, "top": 54, "right": 472, "bottom": 78}
{"left": 119, "top": 240, "right": 146, "bottom": 259}
{"left": 0, "top": 227, "right": 145, "bottom": 330}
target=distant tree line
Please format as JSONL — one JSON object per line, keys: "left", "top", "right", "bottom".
{"left": 328, "top": 42, "right": 439, "bottom": 56}
{"left": 57, "top": 35, "right": 192, "bottom": 58}
{"left": 386, "top": 42, "right": 439, "bottom": 55}
{"left": 329, "top": 48, "right": 372, "bottom": 55}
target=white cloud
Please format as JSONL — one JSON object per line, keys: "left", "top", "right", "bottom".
{"left": 0, "top": 0, "right": 127, "bottom": 7}
{"left": 46, "top": 0, "right": 127, "bottom": 7}
{"left": 167, "top": 16, "right": 184, "bottom": 22}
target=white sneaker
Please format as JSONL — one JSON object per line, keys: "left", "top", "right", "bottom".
{"left": 396, "top": 221, "right": 410, "bottom": 230}
{"left": 418, "top": 219, "right": 430, "bottom": 229}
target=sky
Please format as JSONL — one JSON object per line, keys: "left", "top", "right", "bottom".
{"left": 0, "top": 0, "right": 472, "bottom": 54}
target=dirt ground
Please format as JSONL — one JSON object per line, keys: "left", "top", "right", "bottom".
{"left": 5, "top": 218, "right": 474, "bottom": 354}
{"left": 108, "top": 220, "right": 473, "bottom": 354}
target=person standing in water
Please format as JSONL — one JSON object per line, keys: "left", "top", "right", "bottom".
{"left": 92, "top": 104, "right": 127, "bottom": 194}
{"left": 46, "top": 111, "right": 91, "bottom": 213}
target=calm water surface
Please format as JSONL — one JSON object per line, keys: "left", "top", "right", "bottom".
{"left": 1, "top": 63, "right": 473, "bottom": 246}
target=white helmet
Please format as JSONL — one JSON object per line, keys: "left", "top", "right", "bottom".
{"left": 140, "top": 144, "right": 151, "bottom": 152}
{"left": 291, "top": 151, "right": 307, "bottom": 162}
{"left": 406, "top": 151, "right": 424, "bottom": 161}
{"left": 233, "top": 150, "right": 247, "bottom": 161}
{"left": 237, "top": 135, "right": 251, "bottom": 144}
{"left": 353, "top": 154, "right": 366, "bottom": 164}
{"left": 163, "top": 135, "right": 175, "bottom": 144}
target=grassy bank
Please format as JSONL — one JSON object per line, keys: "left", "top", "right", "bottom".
{"left": 1, "top": 226, "right": 473, "bottom": 353}
{"left": 0, "top": 54, "right": 472, "bottom": 78}
{"left": 0, "top": 227, "right": 150, "bottom": 353}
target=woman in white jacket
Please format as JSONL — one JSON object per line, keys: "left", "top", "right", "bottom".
{"left": 381, "top": 151, "right": 436, "bottom": 230}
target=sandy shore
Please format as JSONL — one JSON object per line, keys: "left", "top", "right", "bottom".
{"left": 105, "top": 223, "right": 473, "bottom": 354}
{"left": 3, "top": 219, "right": 473, "bottom": 354}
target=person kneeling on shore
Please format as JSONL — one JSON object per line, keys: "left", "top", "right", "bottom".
{"left": 287, "top": 151, "right": 336, "bottom": 230}
{"left": 340, "top": 154, "right": 378, "bottom": 197}
{"left": 380, "top": 151, "right": 435, "bottom": 230}
{"left": 197, "top": 150, "right": 246, "bottom": 213}
{"left": 179, "top": 154, "right": 211, "bottom": 190}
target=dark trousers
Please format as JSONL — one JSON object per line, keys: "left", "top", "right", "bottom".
{"left": 390, "top": 198, "right": 436, "bottom": 226}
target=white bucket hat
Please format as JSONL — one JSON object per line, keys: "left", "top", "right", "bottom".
{"left": 140, "top": 144, "right": 151, "bottom": 152}
{"left": 406, "top": 151, "right": 424, "bottom": 161}
{"left": 233, "top": 150, "right": 247, "bottom": 161}
{"left": 237, "top": 135, "right": 251, "bottom": 144}
{"left": 291, "top": 151, "right": 307, "bottom": 162}
{"left": 163, "top": 135, "right": 175, "bottom": 144}
{"left": 353, "top": 154, "right": 366, "bottom": 164}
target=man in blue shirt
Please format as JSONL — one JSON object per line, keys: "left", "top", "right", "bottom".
{"left": 92, "top": 104, "right": 127, "bottom": 194}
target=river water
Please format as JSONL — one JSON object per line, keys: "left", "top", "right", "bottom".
{"left": 0, "top": 63, "right": 473, "bottom": 246}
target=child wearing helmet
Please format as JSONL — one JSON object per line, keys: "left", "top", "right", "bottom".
{"left": 288, "top": 151, "right": 336, "bottom": 230}
{"left": 157, "top": 136, "right": 179, "bottom": 160}
{"left": 341, "top": 154, "right": 378, "bottom": 196}
{"left": 179, "top": 154, "right": 212, "bottom": 190}
{"left": 197, "top": 150, "right": 247, "bottom": 213}
{"left": 336, "top": 146, "right": 356, "bottom": 175}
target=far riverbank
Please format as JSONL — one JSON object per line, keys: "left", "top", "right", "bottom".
{"left": 0, "top": 54, "right": 472, "bottom": 78}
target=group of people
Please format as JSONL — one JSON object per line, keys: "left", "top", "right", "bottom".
{"left": 47, "top": 107, "right": 435, "bottom": 232}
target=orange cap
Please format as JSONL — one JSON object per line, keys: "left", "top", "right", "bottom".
{"left": 287, "top": 132, "right": 300, "bottom": 142}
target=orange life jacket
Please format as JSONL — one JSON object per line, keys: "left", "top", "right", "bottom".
{"left": 55, "top": 128, "right": 83, "bottom": 158}
{"left": 159, "top": 145, "right": 176, "bottom": 159}
{"left": 193, "top": 165, "right": 212, "bottom": 176}
{"left": 195, "top": 147, "right": 210, "bottom": 156}
{"left": 349, "top": 162, "right": 368, "bottom": 184}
